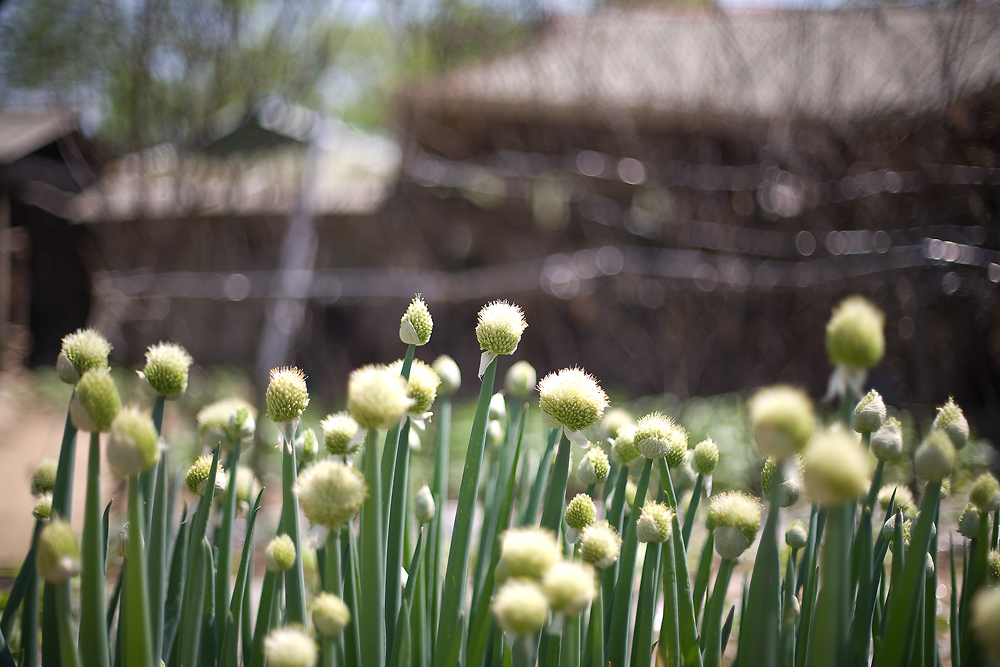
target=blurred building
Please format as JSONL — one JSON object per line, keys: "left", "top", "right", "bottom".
{"left": 25, "top": 6, "right": 1000, "bottom": 437}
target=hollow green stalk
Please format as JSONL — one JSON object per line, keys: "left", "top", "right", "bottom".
{"left": 278, "top": 425, "right": 307, "bottom": 627}
{"left": 20, "top": 528, "right": 40, "bottom": 667}
{"left": 428, "top": 391, "right": 452, "bottom": 649}
{"left": 43, "top": 405, "right": 78, "bottom": 667}
{"left": 795, "top": 507, "right": 825, "bottom": 667}
{"left": 959, "top": 505, "right": 989, "bottom": 667}
{"left": 214, "top": 444, "right": 241, "bottom": 649}
{"left": 807, "top": 501, "right": 854, "bottom": 667}
{"left": 693, "top": 531, "right": 715, "bottom": 619}
{"left": 681, "top": 473, "right": 704, "bottom": 546}
{"left": 518, "top": 427, "right": 559, "bottom": 527}
{"left": 432, "top": 357, "right": 497, "bottom": 667}
{"left": 382, "top": 344, "right": 416, "bottom": 528}
{"left": 360, "top": 426, "right": 387, "bottom": 667}
{"left": 633, "top": 538, "right": 662, "bottom": 667}
{"left": 601, "top": 465, "right": 630, "bottom": 615}
{"left": 343, "top": 526, "right": 362, "bottom": 667}
{"left": 658, "top": 460, "right": 702, "bottom": 667}
{"left": 704, "top": 558, "right": 735, "bottom": 667}
{"left": 321, "top": 527, "right": 346, "bottom": 667}
{"left": 607, "top": 456, "right": 653, "bottom": 667}
{"left": 124, "top": 476, "right": 153, "bottom": 667}
{"left": 778, "top": 548, "right": 798, "bottom": 667}
{"left": 386, "top": 417, "right": 413, "bottom": 658}
{"left": 0, "top": 520, "right": 43, "bottom": 640}
{"left": 949, "top": 538, "right": 959, "bottom": 667}
{"left": 848, "top": 506, "right": 874, "bottom": 667}
{"left": 740, "top": 501, "right": 781, "bottom": 667}
{"left": 220, "top": 489, "right": 260, "bottom": 667}
{"left": 139, "top": 395, "right": 165, "bottom": 537}
{"left": 658, "top": 531, "right": 680, "bottom": 667}
{"left": 55, "top": 582, "right": 81, "bottom": 667}
{"left": 511, "top": 634, "right": 537, "bottom": 667}
{"left": 162, "top": 502, "right": 189, "bottom": 661}
{"left": 149, "top": 448, "right": 169, "bottom": 662}
{"left": 249, "top": 570, "right": 280, "bottom": 667}
{"left": 79, "top": 432, "right": 110, "bottom": 667}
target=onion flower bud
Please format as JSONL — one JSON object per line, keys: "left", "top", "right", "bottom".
{"left": 235, "top": 466, "right": 260, "bottom": 505}
{"left": 493, "top": 580, "right": 548, "bottom": 636}
{"left": 634, "top": 412, "right": 687, "bottom": 464}
{"left": 505, "top": 361, "right": 537, "bottom": 399}
{"left": 600, "top": 408, "right": 633, "bottom": 442}
{"left": 138, "top": 342, "right": 193, "bottom": 399}
{"left": 415, "top": 484, "right": 435, "bottom": 523}
{"left": 959, "top": 504, "right": 982, "bottom": 539}
{"left": 933, "top": 398, "right": 970, "bottom": 450}
{"left": 785, "top": 520, "right": 808, "bottom": 550}
{"left": 577, "top": 446, "right": 610, "bottom": 485}
{"left": 399, "top": 295, "right": 433, "bottom": 346}
{"left": 295, "top": 428, "right": 319, "bottom": 464}
{"left": 707, "top": 492, "right": 762, "bottom": 559}
{"left": 693, "top": 438, "right": 719, "bottom": 476}
{"left": 748, "top": 386, "right": 814, "bottom": 460}
{"left": 185, "top": 453, "right": 226, "bottom": 496}
{"left": 321, "top": 412, "right": 361, "bottom": 457}
{"left": 33, "top": 493, "right": 53, "bottom": 520}
{"left": 973, "top": 587, "right": 1000, "bottom": 657}
{"left": 871, "top": 417, "right": 903, "bottom": 462}
{"left": 803, "top": 426, "right": 867, "bottom": 506}
{"left": 877, "top": 484, "right": 916, "bottom": 517}
{"left": 853, "top": 389, "right": 886, "bottom": 434}
{"left": 265, "top": 367, "right": 310, "bottom": 430}
{"left": 611, "top": 426, "right": 642, "bottom": 470}
{"left": 914, "top": 430, "right": 955, "bottom": 483}
{"left": 542, "top": 562, "right": 595, "bottom": 615}
{"left": 970, "top": 473, "right": 1000, "bottom": 515}
{"left": 31, "top": 459, "right": 57, "bottom": 496}
{"left": 347, "top": 365, "right": 412, "bottom": 431}
{"left": 636, "top": 502, "right": 674, "bottom": 543}
{"left": 296, "top": 460, "right": 367, "bottom": 530}
{"left": 432, "top": 355, "right": 461, "bottom": 395}
{"left": 37, "top": 518, "right": 81, "bottom": 584}
{"left": 761, "top": 456, "right": 803, "bottom": 508}
{"left": 538, "top": 368, "right": 609, "bottom": 448}
{"left": 500, "top": 527, "right": 560, "bottom": 580}
{"left": 826, "top": 296, "right": 885, "bottom": 370}
{"left": 107, "top": 406, "right": 160, "bottom": 477}
{"left": 489, "top": 392, "right": 506, "bottom": 422}
{"left": 197, "top": 398, "right": 256, "bottom": 450}
{"left": 476, "top": 300, "right": 527, "bottom": 377}
{"left": 264, "top": 626, "right": 317, "bottom": 667}
{"left": 564, "top": 493, "right": 596, "bottom": 543}
{"left": 580, "top": 521, "right": 621, "bottom": 569}
{"left": 390, "top": 358, "right": 441, "bottom": 423}
{"left": 70, "top": 367, "right": 121, "bottom": 433}
{"left": 57, "top": 328, "right": 111, "bottom": 384}
{"left": 313, "top": 593, "right": 351, "bottom": 637}
{"left": 265, "top": 535, "right": 297, "bottom": 572}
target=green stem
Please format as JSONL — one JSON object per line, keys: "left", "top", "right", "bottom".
{"left": 1, "top": 520, "right": 43, "bottom": 639}
{"left": 848, "top": 506, "right": 874, "bottom": 667}
{"left": 601, "top": 466, "right": 629, "bottom": 617}
{"left": 149, "top": 449, "right": 169, "bottom": 663}
{"left": 343, "top": 527, "right": 363, "bottom": 667}
{"left": 382, "top": 344, "right": 416, "bottom": 530}
{"left": 322, "top": 528, "right": 345, "bottom": 667}
{"left": 249, "top": 571, "right": 279, "bottom": 667}
{"left": 949, "top": 538, "right": 959, "bottom": 667}
{"left": 519, "top": 427, "right": 560, "bottom": 527}
{"left": 429, "top": 393, "right": 452, "bottom": 652}
{"left": 432, "top": 357, "right": 498, "bottom": 667}
{"left": 511, "top": 634, "right": 537, "bottom": 667}
{"left": 606, "top": 457, "right": 653, "bottom": 667}
{"left": 21, "top": 529, "right": 39, "bottom": 667}
{"left": 221, "top": 490, "right": 261, "bottom": 667}
{"left": 386, "top": 418, "right": 413, "bottom": 658}
{"left": 124, "top": 477, "right": 153, "bottom": 667}
{"left": 215, "top": 445, "right": 241, "bottom": 649}
{"left": 704, "top": 558, "right": 735, "bottom": 667}
{"left": 539, "top": 433, "right": 572, "bottom": 532}
{"left": 280, "top": 426, "right": 308, "bottom": 627}
{"left": 807, "top": 502, "right": 853, "bottom": 667}
{"left": 55, "top": 583, "right": 81, "bottom": 667}
{"left": 778, "top": 548, "right": 798, "bottom": 667}
{"left": 692, "top": 532, "right": 715, "bottom": 619}
{"left": 80, "top": 432, "right": 110, "bottom": 667}
{"left": 43, "top": 404, "right": 78, "bottom": 667}
{"left": 360, "top": 427, "right": 387, "bottom": 667}
{"left": 659, "top": 531, "right": 680, "bottom": 667}
{"left": 740, "top": 502, "right": 781, "bottom": 667}
{"left": 658, "top": 460, "right": 702, "bottom": 667}
{"left": 590, "top": 576, "right": 605, "bottom": 667}
{"left": 681, "top": 473, "right": 704, "bottom": 547}
{"left": 632, "top": 538, "right": 662, "bottom": 667}
{"left": 140, "top": 395, "right": 165, "bottom": 538}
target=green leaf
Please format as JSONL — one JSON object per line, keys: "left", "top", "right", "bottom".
{"left": 658, "top": 533, "right": 680, "bottom": 667}
{"left": 432, "top": 357, "right": 497, "bottom": 667}
{"left": 633, "top": 538, "right": 663, "bottom": 667}
{"left": 704, "top": 558, "right": 735, "bottom": 667}
{"left": 806, "top": 502, "right": 853, "bottom": 667}
{"left": 248, "top": 571, "right": 279, "bottom": 667}
{"left": 214, "top": 446, "right": 241, "bottom": 649}
{"left": 382, "top": 345, "right": 416, "bottom": 531}
{"left": 518, "top": 427, "right": 559, "bottom": 527}
{"left": 428, "top": 393, "right": 452, "bottom": 656}
{"left": 949, "top": 538, "right": 959, "bottom": 667}
{"left": 692, "top": 531, "right": 715, "bottom": 620}
{"left": 681, "top": 473, "right": 704, "bottom": 547}
{"left": 80, "top": 432, "right": 110, "bottom": 667}
{"left": 162, "top": 503, "right": 189, "bottom": 661}
{"left": 739, "top": 503, "right": 781, "bottom": 667}
{"left": 0, "top": 520, "right": 42, "bottom": 639}
{"left": 123, "top": 476, "right": 154, "bottom": 667}
{"left": 280, "top": 429, "right": 308, "bottom": 627}
{"left": 220, "top": 489, "right": 261, "bottom": 667}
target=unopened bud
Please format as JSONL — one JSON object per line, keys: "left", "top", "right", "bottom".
{"left": 577, "top": 447, "right": 610, "bottom": 485}
{"left": 265, "top": 367, "right": 309, "bottom": 426}
{"left": 476, "top": 300, "right": 527, "bottom": 357}
{"left": 970, "top": 473, "right": 1000, "bottom": 515}
{"left": 70, "top": 367, "right": 121, "bottom": 433}
{"left": 296, "top": 460, "right": 367, "bottom": 529}
{"left": 803, "top": 426, "right": 867, "bottom": 506}
{"left": 36, "top": 518, "right": 81, "bottom": 584}
{"left": 914, "top": 430, "right": 955, "bottom": 483}
{"left": 542, "top": 562, "right": 595, "bottom": 615}
{"left": 748, "top": 386, "right": 814, "bottom": 460}
{"left": 295, "top": 428, "right": 319, "bottom": 464}
{"left": 347, "top": 365, "right": 412, "bottom": 431}
{"left": 265, "top": 535, "right": 297, "bottom": 572}
{"left": 264, "top": 626, "right": 317, "bottom": 667}
{"left": 313, "top": 593, "right": 351, "bottom": 637}
{"left": 636, "top": 502, "right": 674, "bottom": 543}
{"left": 933, "top": 398, "right": 969, "bottom": 450}
{"left": 825, "top": 296, "right": 885, "bottom": 370}
{"left": 708, "top": 492, "right": 762, "bottom": 559}
{"left": 321, "top": 412, "right": 360, "bottom": 456}
{"left": 107, "top": 406, "right": 160, "bottom": 477}
{"left": 33, "top": 493, "right": 52, "bottom": 520}
{"left": 871, "top": 417, "right": 903, "bottom": 462}
{"left": 693, "top": 438, "right": 719, "bottom": 475}
{"left": 31, "top": 459, "right": 58, "bottom": 496}
{"left": 399, "top": 295, "right": 433, "bottom": 346}
{"left": 785, "top": 520, "right": 808, "bottom": 549}
{"left": 853, "top": 390, "right": 886, "bottom": 434}
{"left": 493, "top": 580, "right": 548, "bottom": 636}
{"left": 431, "top": 355, "right": 461, "bottom": 395}
{"left": 415, "top": 485, "right": 435, "bottom": 523}
{"left": 500, "top": 527, "right": 560, "bottom": 580}
{"left": 138, "top": 342, "right": 193, "bottom": 399}
{"left": 505, "top": 361, "right": 537, "bottom": 399}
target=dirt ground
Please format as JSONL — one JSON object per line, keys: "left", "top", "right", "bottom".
{"left": 0, "top": 374, "right": 119, "bottom": 568}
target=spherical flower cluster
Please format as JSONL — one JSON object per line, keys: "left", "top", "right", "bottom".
{"left": 265, "top": 367, "right": 310, "bottom": 426}
{"left": 500, "top": 527, "right": 561, "bottom": 580}
{"left": 634, "top": 412, "right": 687, "bottom": 464}
{"left": 313, "top": 593, "right": 351, "bottom": 637}
{"left": 693, "top": 438, "right": 719, "bottom": 475}
{"left": 761, "top": 456, "right": 802, "bottom": 508}
{"left": 33, "top": 493, "right": 52, "bottom": 520}
{"left": 476, "top": 300, "right": 527, "bottom": 357}
{"left": 389, "top": 358, "right": 441, "bottom": 416}
{"left": 853, "top": 390, "right": 886, "bottom": 434}
{"left": 871, "top": 417, "right": 904, "bottom": 462}
{"left": 612, "top": 426, "right": 642, "bottom": 468}
{"left": 785, "top": 520, "right": 808, "bottom": 550}
{"left": 36, "top": 518, "right": 81, "bottom": 584}
{"left": 580, "top": 521, "right": 621, "bottom": 569}
{"left": 71, "top": 367, "right": 121, "bottom": 433}
{"left": 321, "top": 412, "right": 361, "bottom": 456}
{"left": 803, "top": 426, "right": 868, "bottom": 506}
{"left": 748, "top": 386, "right": 814, "bottom": 460}
{"left": 264, "top": 626, "right": 317, "bottom": 667}
{"left": 295, "top": 428, "right": 319, "bottom": 463}
{"left": 57, "top": 329, "right": 111, "bottom": 384}
{"left": 139, "top": 342, "right": 193, "bottom": 399}
{"left": 538, "top": 368, "right": 609, "bottom": 441}
{"left": 877, "top": 485, "right": 916, "bottom": 517}
{"left": 972, "top": 587, "right": 1000, "bottom": 656}
{"left": 296, "top": 460, "right": 367, "bottom": 529}
{"left": 505, "top": 361, "right": 537, "bottom": 399}
{"left": 933, "top": 398, "right": 970, "bottom": 450}
{"left": 564, "top": 494, "right": 596, "bottom": 543}
{"left": 185, "top": 454, "right": 226, "bottom": 496}
{"left": 347, "top": 365, "right": 412, "bottom": 431}
{"left": 415, "top": 485, "right": 436, "bottom": 523}
{"left": 825, "top": 296, "right": 885, "bottom": 370}
{"left": 600, "top": 408, "right": 634, "bottom": 442}
{"left": 197, "top": 398, "right": 256, "bottom": 450}
{"left": 31, "top": 459, "right": 58, "bottom": 496}
{"left": 707, "top": 492, "right": 762, "bottom": 559}
{"left": 107, "top": 406, "right": 160, "bottom": 477}
{"left": 959, "top": 504, "right": 983, "bottom": 540}
{"left": 432, "top": 355, "right": 461, "bottom": 395}
{"left": 492, "top": 580, "right": 548, "bottom": 636}
{"left": 970, "top": 473, "right": 1000, "bottom": 515}
{"left": 636, "top": 502, "right": 674, "bottom": 543}
{"left": 577, "top": 447, "right": 610, "bottom": 485}
{"left": 542, "top": 562, "right": 595, "bottom": 615}
{"left": 265, "top": 535, "right": 297, "bottom": 572}
{"left": 399, "top": 295, "right": 433, "bottom": 346}
{"left": 489, "top": 393, "right": 506, "bottom": 422}
{"left": 914, "top": 429, "right": 955, "bottom": 483}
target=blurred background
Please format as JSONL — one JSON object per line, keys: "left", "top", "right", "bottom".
{"left": 0, "top": 0, "right": 999, "bottom": 436}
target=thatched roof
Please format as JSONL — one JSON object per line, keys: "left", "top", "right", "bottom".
{"left": 404, "top": 6, "right": 1000, "bottom": 127}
